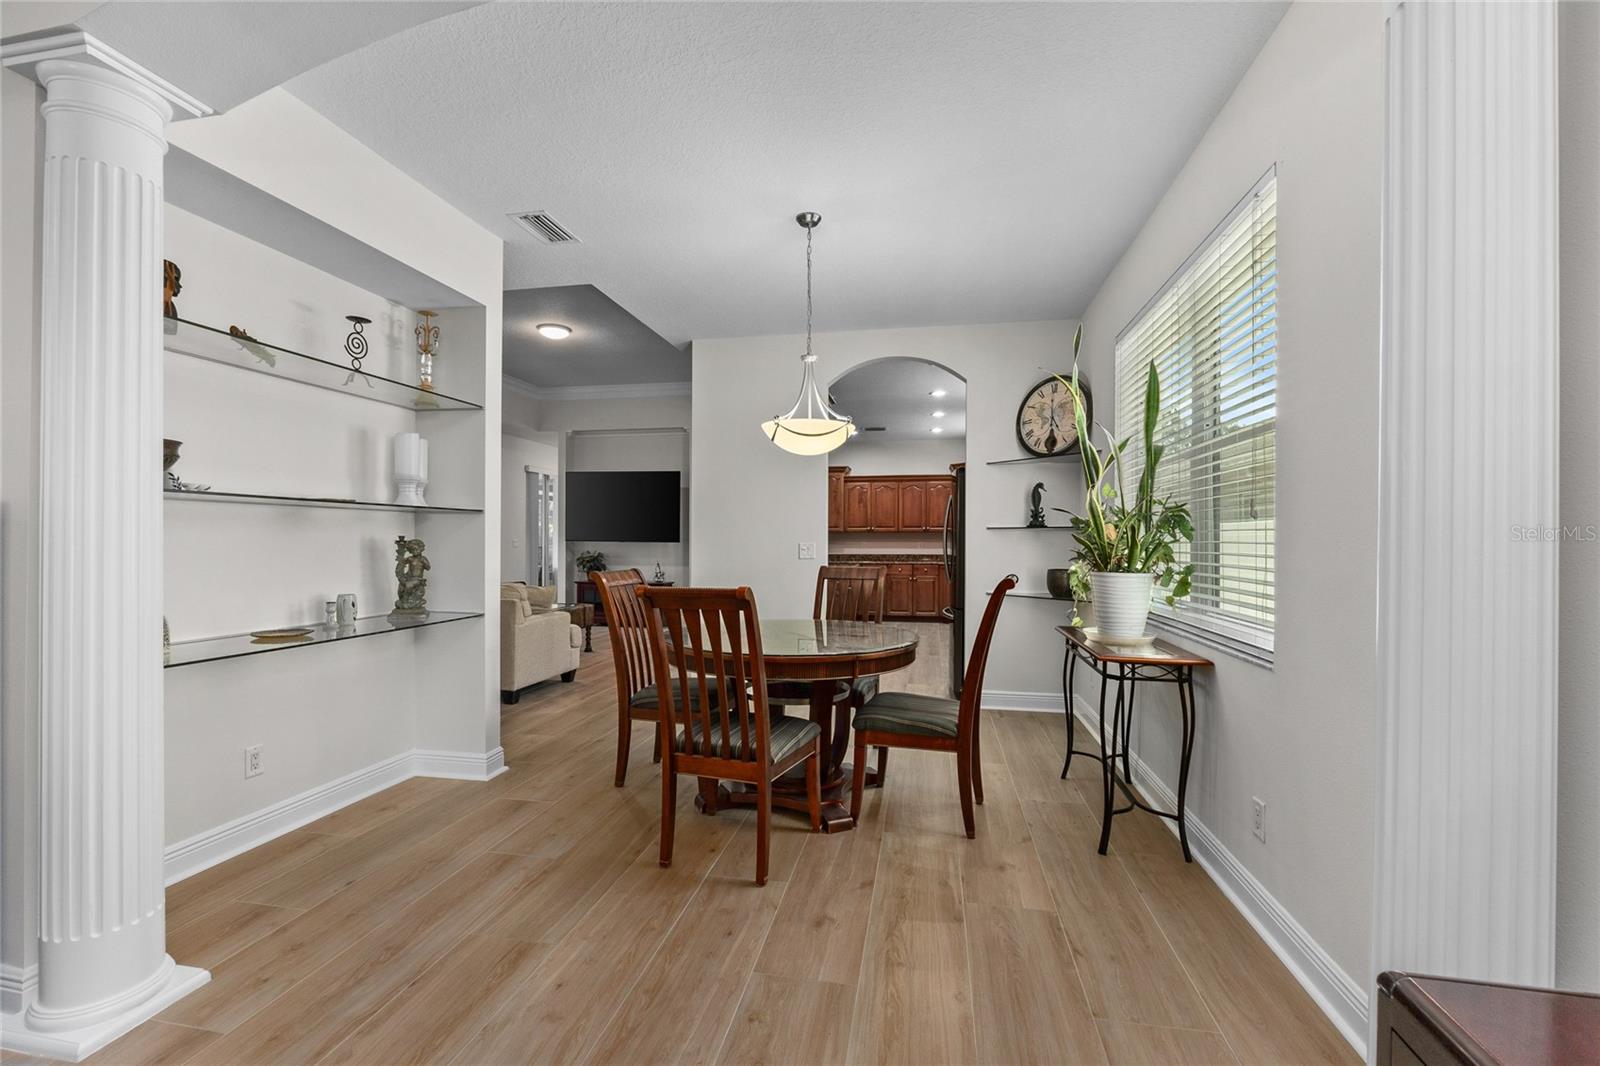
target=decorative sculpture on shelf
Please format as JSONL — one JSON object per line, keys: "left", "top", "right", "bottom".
{"left": 389, "top": 536, "right": 430, "bottom": 621}
{"left": 343, "top": 315, "right": 375, "bottom": 389}
{"left": 415, "top": 310, "right": 439, "bottom": 391}
{"left": 162, "top": 259, "right": 181, "bottom": 318}
{"left": 1027, "top": 482, "right": 1047, "bottom": 528}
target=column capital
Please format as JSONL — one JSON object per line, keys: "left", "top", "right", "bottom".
{"left": 0, "top": 29, "right": 211, "bottom": 119}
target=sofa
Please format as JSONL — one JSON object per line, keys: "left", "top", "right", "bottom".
{"left": 500, "top": 583, "right": 582, "bottom": 703}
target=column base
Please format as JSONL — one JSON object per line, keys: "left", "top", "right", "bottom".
{"left": 0, "top": 961, "right": 208, "bottom": 1062}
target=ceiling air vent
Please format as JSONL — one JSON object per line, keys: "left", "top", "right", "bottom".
{"left": 862, "top": 426, "right": 888, "bottom": 432}
{"left": 510, "top": 211, "right": 580, "bottom": 244}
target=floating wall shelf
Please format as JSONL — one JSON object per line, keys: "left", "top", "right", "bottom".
{"left": 1007, "top": 590, "right": 1077, "bottom": 602}
{"left": 164, "top": 489, "right": 482, "bottom": 515}
{"left": 986, "top": 524, "right": 1072, "bottom": 531}
{"left": 985, "top": 452, "right": 1082, "bottom": 467}
{"left": 164, "top": 611, "right": 484, "bottom": 668}
{"left": 163, "top": 318, "right": 484, "bottom": 412}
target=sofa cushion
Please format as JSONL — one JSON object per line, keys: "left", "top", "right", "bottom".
{"left": 854, "top": 690, "right": 961, "bottom": 739}
{"left": 524, "top": 585, "right": 558, "bottom": 610}
{"left": 675, "top": 713, "right": 821, "bottom": 763}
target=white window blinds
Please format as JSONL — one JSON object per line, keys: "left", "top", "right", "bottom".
{"left": 1114, "top": 169, "right": 1277, "bottom": 658}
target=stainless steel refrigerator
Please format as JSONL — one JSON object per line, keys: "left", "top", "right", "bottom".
{"left": 941, "top": 464, "right": 967, "bottom": 697}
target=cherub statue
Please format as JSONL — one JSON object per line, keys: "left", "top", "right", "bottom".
{"left": 1027, "top": 482, "right": 1047, "bottom": 528}
{"left": 389, "top": 535, "right": 431, "bottom": 619}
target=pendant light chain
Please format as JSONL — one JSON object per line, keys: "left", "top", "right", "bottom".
{"left": 805, "top": 223, "right": 814, "bottom": 363}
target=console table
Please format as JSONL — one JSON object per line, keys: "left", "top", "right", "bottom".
{"left": 1056, "top": 625, "right": 1211, "bottom": 862}
{"left": 1376, "top": 971, "right": 1600, "bottom": 1064}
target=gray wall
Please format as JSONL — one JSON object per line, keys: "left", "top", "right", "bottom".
{"left": 1071, "top": 0, "right": 1383, "bottom": 1003}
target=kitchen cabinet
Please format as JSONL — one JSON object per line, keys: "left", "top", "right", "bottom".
{"left": 827, "top": 466, "right": 848, "bottom": 531}
{"left": 926, "top": 478, "right": 953, "bottom": 534}
{"left": 898, "top": 480, "right": 927, "bottom": 531}
{"left": 885, "top": 563, "right": 914, "bottom": 616}
{"left": 869, "top": 481, "right": 900, "bottom": 531}
{"left": 843, "top": 480, "right": 872, "bottom": 531}
{"left": 878, "top": 561, "right": 951, "bottom": 621}
{"left": 911, "top": 564, "right": 940, "bottom": 616}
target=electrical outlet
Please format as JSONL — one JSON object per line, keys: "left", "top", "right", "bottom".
{"left": 245, "top": 744, "right": 263, "bottom": 779}
{"left": 1251, "top": 796, "right": 1266, "bottom": 843}
{"left": 798, "top": 542, "right": 816, "bottom": 560}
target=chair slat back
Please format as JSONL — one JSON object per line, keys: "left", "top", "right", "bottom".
{"left": 812, "top": 565, "right": 887, "bottom": 623}
{"left": 957, "top": 575, "right": 1018, "bottom": 742}
{"left": 592, "top": 569, "right": 653, "bottom": 698}
{"left": 638, "top": 586, "right": 772, "bottom": 766}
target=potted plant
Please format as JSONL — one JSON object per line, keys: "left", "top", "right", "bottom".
{"left": 575, "top": 550, "right": 607, "bottom": 577}
{"left": 1053, "top": 325, "right": 1194, "bottom": 642}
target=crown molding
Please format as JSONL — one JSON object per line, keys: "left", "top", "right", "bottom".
{"left": 0, "top": 30, "right": 213, "bottom": 118}
{"left": 502, "top": 374, "right": 691, "bottom": 402}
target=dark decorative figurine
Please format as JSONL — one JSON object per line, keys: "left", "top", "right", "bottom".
{"left": 389, "top": 535, "right": 430, "bottom": 620}
{"left": 344, "top": 315, "right": 371, "bottom": 371}
{"left": 1027, "top": 482, "right": 1047, "bottom": 528}
{"left": 162, "top": 259, "right": 181, "bottom": 318}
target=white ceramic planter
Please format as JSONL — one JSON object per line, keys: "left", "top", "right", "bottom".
{"left": 1091, "top": 571, "right": 1153, "bottom": 641}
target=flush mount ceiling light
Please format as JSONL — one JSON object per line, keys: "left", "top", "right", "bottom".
{"left": 931, "top": 426, "right": 944, "bottom": 434}
{"left": 932, "top": 410, "right": 947, "bottom": 418}
{"left": 761, "top": 212, "right": 856, "bottom": 455}
{"left": 930, "top": 388, "right": 948, "bottom": 398}
{"left": 535, "top": 323, "right": 572, "bottom": 340}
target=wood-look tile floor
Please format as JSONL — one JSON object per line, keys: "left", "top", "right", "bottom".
{"left": 32, "top": 623, "right": 1355, "bottom": 1065}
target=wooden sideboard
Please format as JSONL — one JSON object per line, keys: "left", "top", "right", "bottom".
{"left": 1375, "top": 971, "right": 1600, "bottom": 1065}
{"left": 828, "top": 468, "right": 954, "bottom": 534}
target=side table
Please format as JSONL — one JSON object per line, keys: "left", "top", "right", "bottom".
{"left": 553, "top": 602, "right": 595, "bottom": 652}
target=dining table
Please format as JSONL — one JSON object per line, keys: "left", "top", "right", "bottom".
{"left": 679, "top": 617, "right": 919, "bottom": 832}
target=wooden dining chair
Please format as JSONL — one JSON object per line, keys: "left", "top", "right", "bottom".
{"left": 638, "top": 585, "right": 823, "bottom": 885}
{"left": 850, "top": 574, "right": 1017, "bottom": 838}
{"left": 593, "top": 567, "right": 738, "bottom": 789}
{"left": 813, "top": 565, "right": 890, "bottom": 782}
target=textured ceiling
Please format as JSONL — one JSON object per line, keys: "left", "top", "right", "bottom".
{"left": 286, "top": 2, "right": 1286, "bottom": 362}
{"left": 504, "top": 285, "right": 686, "bottom": 387}
{"left": 829, "top": 358, "right": 967, "bottom": 442}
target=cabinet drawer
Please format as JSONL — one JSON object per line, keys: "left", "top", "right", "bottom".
{"left": 913, "top": 564, "right": 940, "bottom": 577}
{"left": 887, "top": 563, "right": 914, "bottom": 576}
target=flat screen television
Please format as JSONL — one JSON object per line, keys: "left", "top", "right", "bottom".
{"left": 566, "top": 471, "right": 681, "bottom": 542}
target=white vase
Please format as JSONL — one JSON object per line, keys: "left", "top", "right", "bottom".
{"left": 393, "top": 432, "right": 426, "bottom": 506}
{"left": 1090, "top": 571, "right": 1153, "bottom": 641}
{"left": 417, "top": 437, "right": 430, "bottom": 505}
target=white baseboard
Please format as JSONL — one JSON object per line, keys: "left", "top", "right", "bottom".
{"left": 412, "top": 745, "right": 507, "bottom": 781}
{"left": 0, "top": 962, "right": 38, "bottom": 1016}
{"left": 982, "top": 688, "right": 1066, "bottom": 713}
{"left": 162, "top": 746, "right": 506, "bottom": 885}
{"left": 1068, "top": 695, "right": 1369, "bottom": 1058}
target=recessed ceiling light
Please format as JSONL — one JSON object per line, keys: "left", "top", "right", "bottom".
{"left": 930, "top": 388, "right": 948, "bottom": 398}
{"left": 931, "top": 426, "right": 944, "bottom": 434}
{"left": 536, "top": 323, "right": 572, "bottom": 340}
{"left": 932, "top": 410, "right": 946, "bottom": 418}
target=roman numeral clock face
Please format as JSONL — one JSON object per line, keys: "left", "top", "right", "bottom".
{"left": 1016, "top": 376, "right": 1091, "bottom": 457}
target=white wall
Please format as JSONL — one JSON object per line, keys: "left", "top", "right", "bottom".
{"left": 1071, "top": 0, "right": 1382, "bottom": 1033}
{"left": 692, "top": 321, "right": 1083, "bottom": 701}
{"left": 832, "top": 435, "right": 965, "bottom": 476}
{"left": 502, "top": 432, "right": 559, "bottom": 585}
{"left": 1558, "top": 0, "right": 1600, "bottom": 994}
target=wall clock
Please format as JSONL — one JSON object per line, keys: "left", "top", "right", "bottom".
{"left": 1016, "top": 375, "right": 1091, "bottom": 457}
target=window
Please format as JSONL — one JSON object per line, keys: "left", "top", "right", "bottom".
{"left": 1114, "top": 169, "right": 1277, "bottom": 661}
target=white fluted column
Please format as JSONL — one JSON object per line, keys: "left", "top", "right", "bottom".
{"left": 1374, "top": 0, "right": 1560, "bottom": 1026}
{"left": 0, "top": 33, "right": 209, "bottom": 1060}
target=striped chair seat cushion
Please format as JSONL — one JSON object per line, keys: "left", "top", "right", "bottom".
{"left": 675, "top": 713, "right": 821, "bottom": 762}
{"left": 853, "top": 690, "right": 960, "bottom": 739}
{"left": 850, "top": 674, "right": 880, "bottom": 704}
{"left": 630, "top": 677, "right": 737, "bottom": 711}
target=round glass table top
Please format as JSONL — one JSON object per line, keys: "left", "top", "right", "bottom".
{"left": 755, "top": 619, "right": 919, "bottom": 658}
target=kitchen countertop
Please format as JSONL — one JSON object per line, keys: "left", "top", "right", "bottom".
{"left": 829, "top": 553, "right": 943, "bottom": 564}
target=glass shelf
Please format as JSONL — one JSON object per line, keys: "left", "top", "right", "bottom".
{"left": 164, "top": 489, "right": 482, "bottom": 515}
{"left": 163, "top": 318, "right": 483, "bottom": 412}
{"left": 164, "top": 611, "right": 483, "bottom": 668}
{"left": 985, "top": 451, "right": 1081, "bottom": 466}
{"left": 986, "top": 524, "right": 1072, "bottom": 530}
{"left": 1007, "top": 590, "right": 1078, "bottom": 601}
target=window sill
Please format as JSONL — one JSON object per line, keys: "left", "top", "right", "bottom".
{"left": 1147, "top": 612, "right": 1275, "bottom": 669}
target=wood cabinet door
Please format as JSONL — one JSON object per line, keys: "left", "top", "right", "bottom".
{"left": 844, "top": 480, "right": 872, "bottom": 531}
{"left": 886, "top": 573, "right": 913, "bottom": 616}
{"left": 912, "top": 575, "right": 938, "bottom": 616}
{"left": 898, "top": 480, "right": 927, "bottom": 531}
{"left": 870, "top": 481, "right": 900, "bottom": 530}
{"left": 827, "top": 472, "right": 845, "bottom": 531}
{"left": 926, "top": 478, "right": 954, "bottom": 534}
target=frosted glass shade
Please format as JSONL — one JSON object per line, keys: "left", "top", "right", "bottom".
{"left": 760, "top": 417, "right": 857, "bottom": 456}
{"left": 393, "top": 432, "right": 428, "bottom": 506}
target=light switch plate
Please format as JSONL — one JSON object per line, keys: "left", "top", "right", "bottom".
{"left": 798, "top": 542, "right": 816, "bottom": 560}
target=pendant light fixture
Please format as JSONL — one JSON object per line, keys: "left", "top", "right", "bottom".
{"left": 761, "top": 212, "right": 856, "bottom": 455}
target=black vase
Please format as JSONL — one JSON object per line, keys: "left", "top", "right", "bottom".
{"left": 1046, "top": 568, "right": 1072, "bottom": 599}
